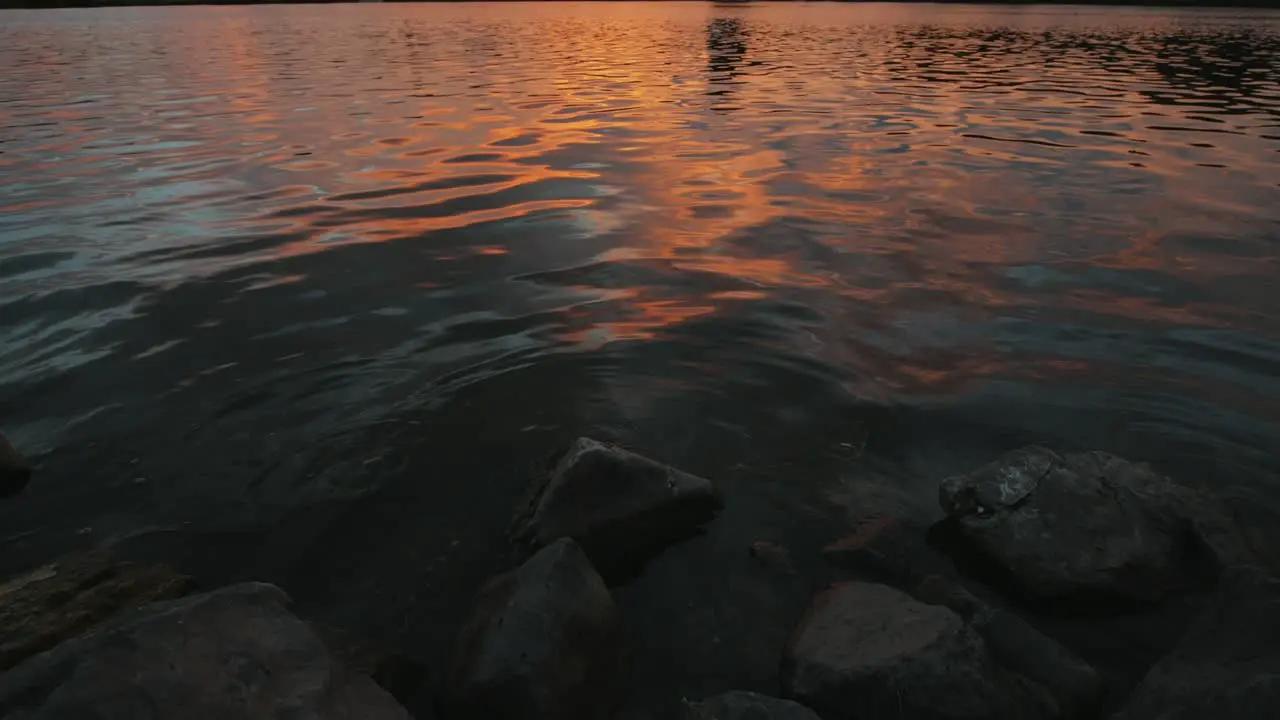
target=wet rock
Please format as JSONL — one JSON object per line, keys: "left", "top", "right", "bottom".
{"left": 685, "top": 690, "right": 821, "bottom": 720}
{"left": 823, "top": 515, "right": 956, "bottom": 588}
{"left": 1114, "top": 566, "right": 1280, "bottom": 720}
{"left": 511, "top": 437, "right": 721, "bottom": 582}
{"left": 915, "top": 576, "right": 1101, "bottom": 718}
{"left": 0, "top": 582, "right": 412, "bottom": 719}
{"left": 939, "top": 446, "right": 1216, "bottom": 602}
{"left": 0, "top": 431, "right": 32, "bottom": 497}
{"left": 445, "top": 537, "right": 624, "bottom": 720}
{"left": 782, "top": 581, "right": 1054, "bottom": 720}
{"left": 0, "top": 552, "right": 192, "bottom": 671}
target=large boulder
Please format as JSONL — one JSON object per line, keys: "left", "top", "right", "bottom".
{"left": 781, "top": 582, "right": 1054, "bottom": 720}
{"left": 0, "top": 552, "right": 192, "bottom": 671}
{"left": 1113, "top": 566, "right": 1280, "bottom": 720}
{"left": 939, "top": 446, "right": 1218, "bottom": 602}
{"left": 0, "top": 431, "right": 31, "bottom": 497}
{"left": 445, "top": 537, "right": 624, "bottom": 720}
{"left": 511, "top": 437, "right": 721, "bottom": 582}
{"left": 0, "top": 582, "right": 412, "bottom": 719}
{"left": 685, "top": 690, "right": 821, "bottom": 720}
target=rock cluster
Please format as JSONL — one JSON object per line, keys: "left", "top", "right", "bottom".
{"left": 3, "top": 436, "right": 1276, "bottom": 720}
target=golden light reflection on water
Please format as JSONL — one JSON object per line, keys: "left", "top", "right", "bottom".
{"left": 2, "top": 2, "right": 1279, "bottom": 400}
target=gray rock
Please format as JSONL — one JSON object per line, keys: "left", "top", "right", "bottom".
{"left": 511, "top": 437, "right": 721, "bottom": 582}
{"left": 1113, "top": 566, "right": 1280, "bottom": 720}
{"left": 445, "top": 537, "right": 624, "bottom": 720}
{"left": 0, "top": 582, "right": 412, "bottom": 720}
{"left": 913, "top": 574, "right": 1101, "bottom": 718}
{"left": 782, "top": 581, "right": 1054, "bottom": 720}
{"left": 0, "top": 431, "right": 31, "bottom": 497}
{"left": 685, "top": 690, "right": 820, "bottom": 720}
{"left": 939, "top": 446, "right": 1213, "bottom": 601}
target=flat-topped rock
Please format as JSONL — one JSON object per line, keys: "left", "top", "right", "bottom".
{"left": 685, "top": 690, "right": 821, "bottom": 720}
{"left": 0, "top": 582, "right": 412, "bottom": 719}
{"left": 511, "top": 437, "right": 721, "bottom": 582}
{"left": 782, "top": 581, "right": 1054, "bottom": 720}
{"left": 940, "top": 446, "right": 1218, "bottom": 602}
{"left": 445, "top": 538, "right": 624, "bottom": 720}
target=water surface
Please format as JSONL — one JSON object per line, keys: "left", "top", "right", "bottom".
{"left": 1, "top": 1, "right": 1279, "bottom": 702}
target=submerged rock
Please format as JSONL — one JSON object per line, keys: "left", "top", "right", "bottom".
{"left": 915, "top": 577, "right": 1101, "bottom": 717}
{"left": 445, "top": 537, "right": 624, "bottom": 720}
{"left": 914, "top": 575, "right": 1102, "bottom": 717}
{"left": 939, "top": 446, "right": 1215, "bottom": 602}
{"left": 685, "top": 690, "right": 821, "bottom": 720}
{"left": 1114, "top": 566, "right": 1280, "bottom": 720}
{"left": 782, "top": 581, "right": 1053, "bottom": 720}
{"left": 0, "top": 552, "right": 192, "bottom": 671}
{"left": 0, "top": 582, "right": 412, "bottom": 719}
{"left": 511, "top": 437, "right": 721, "bottom": 582}
{"left": 0, "top": 431, "right": 31, "bottom": 497}
{"left": 823, "top": 515, "right": 957, "bottom": 588}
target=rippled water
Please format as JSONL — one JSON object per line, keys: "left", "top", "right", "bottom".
{"left": 2, "top": 3, "right": 1279, "bottom": 582}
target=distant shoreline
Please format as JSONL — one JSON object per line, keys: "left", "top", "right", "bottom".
{"left": 4, "top": 0, "right": 1280, "bottom": 10}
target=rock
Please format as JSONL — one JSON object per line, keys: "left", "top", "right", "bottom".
{"left": 511, "top": 437, "right": 721, "bottom": 582}
{"left": 912, "top": 573, "right": 987, "bottom": 619}
{"left": 913, "top": 576, "right": 1100, "bottom": 718}
{"left": 782, "top": 581, "right": 1054, "bottom": 720}
{"left": 685, "top": 690, "right": 821, "bottom": 719}
{"left": 1114, "top": 566, "right": 1280, "bottom": 720}
{"left": 972, "top": 606, "right": 1101, "bottom": 718}
{"left": 311, "top": 621, "right": 430, "bottom": 708}
{"left": 939, "top": 446, "right": 1215, "bottom": 602}
{"left": 0, "top": 552, "right": 192, "bottom": 671}
{"left": 823, "top": 515, "right": 957, "bottom": 588}
{"left": 0, "top": 582, "right": 412, "bottom": 719}
{"left": 0, "top": 431, "right": 31, "bottom": 497}
{"left": 748, "top": 540, "right": 794, "bottom": 575}
{"left": 445, "top": 537, "right": 624, "bottom": 720}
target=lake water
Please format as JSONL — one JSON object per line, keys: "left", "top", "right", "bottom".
{"left": 1, "top": 1, "right": 1279, "bottom": 701}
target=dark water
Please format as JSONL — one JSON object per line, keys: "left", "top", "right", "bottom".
{"left": 2, "top": 1, "right": 1279, "bottom": 709}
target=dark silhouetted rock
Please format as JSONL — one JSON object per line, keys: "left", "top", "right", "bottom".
{"left": 0, "top": 552, "right": 192, "bottom": 671}
{"left": 0, "top": 582, "right": 412, "bottom": 719}
{"left": 0, "top": 431, "right": 31, "bottom": 497}
{"left": 511, "top": 437, "right": 721, "bottom": 582}
{"left": 311, "top": 621, "right": 431, "bottom": 710}
{"left": 939, "top": 446, "right": 1220, "bottom": 602}
{"left": 685, "top": 690, "right": 821, "bottom": 720}
{"left": 913, "top": 574, "right": 1101, "bottom": 717}
{"left": 445, "top": 537, "right": 624, "bottom": 720}
{"left": 1114, "top": 566, "right": 1280, "bottom": 720}
{"left": 782, "top": 581, "right": 1055, "bottom": 720}
{"left": 972, "top": 607, "right": 1101, "bottom": 718}
{"left": 823, "top": 515, "right": 956, "bottom": 588}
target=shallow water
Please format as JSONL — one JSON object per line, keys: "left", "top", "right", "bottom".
{"left": 1, "top": 2, "right": 1279, "bottom": 703}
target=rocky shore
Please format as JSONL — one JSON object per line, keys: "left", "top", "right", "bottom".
{"left": 0, "top": 431, "right": 1277, "bottom": 719}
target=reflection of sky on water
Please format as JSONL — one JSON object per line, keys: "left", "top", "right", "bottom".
{"left": 0, "top": 3, "right": 1278, "bottom": 511}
